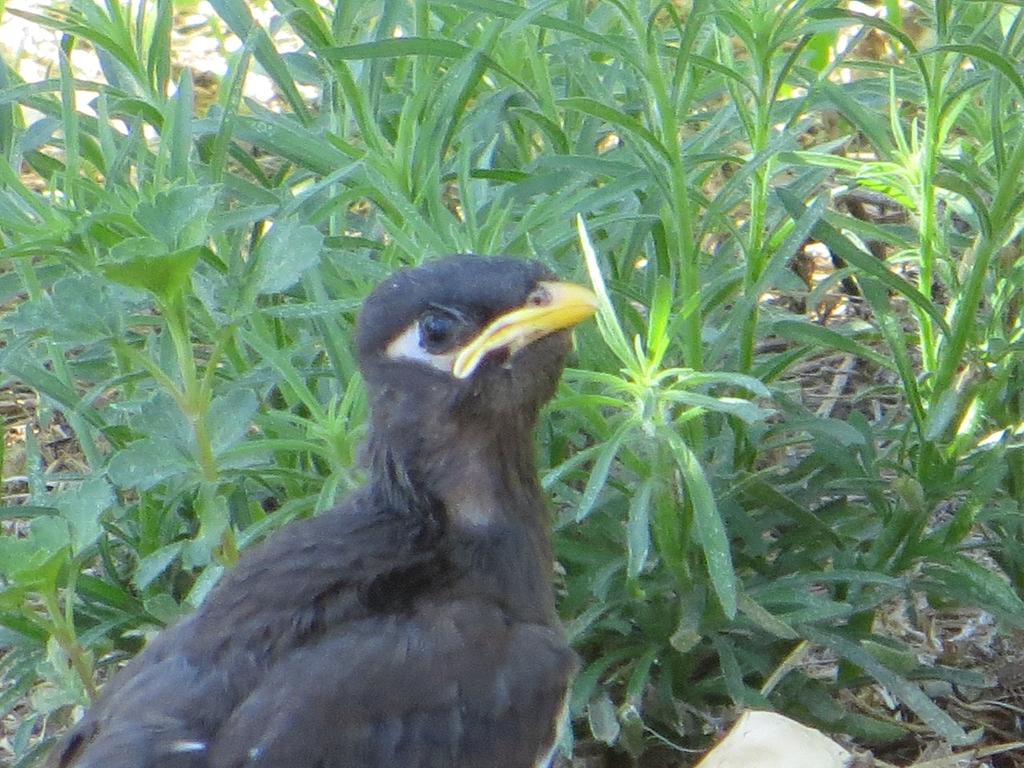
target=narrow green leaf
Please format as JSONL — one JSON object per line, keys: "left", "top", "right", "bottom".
{"left": 626, "top": 480, "right": 653, "bottom": 579}
{"left": 772, "top": 319, "right": 894, "bottom": 370}
{"left": 207, "top": 0, "right": 310, "bottom": 121}
{"left": 737, "top": 593, "right": 798, "bottom": 640}
{"left": 934, "top": 170, "right": 991, "bottom": 239}
{"left": 166, "top": 69, "right": 193, "bottom": 183}
{"left": 134, "top": 542, "right": 183, "bottom": 591}
{"left": 147, "top": 0, "right": 173, "bottom": 95}
{"left": 577, "top": 215, "right": 635, "bottom": 368}
{"left": 922, "top": 556, "right": 1024, "bottom": 630}
{"left": 665, "top": 431, "right": 737, "bottom": 618}
{"left": 923, "top": 43, "right": 1024, "bottom": 103}
{"left": 778, "top": 190, "right": 950, "bottom": 335}
{"left": 803, "top": 627, "right": 970, "bottom": 745}
{"left": 575, "top": 420, "right": 633, "bottom": 521}
{"left": 587, "top": 691, "right": 620, "bottom": 745}
{"left": 324, "top": 37, "right": 472, "bottom": 60}
{"left": 663, "top": 391, "right": 768, "bottom": 424}
{"left": 559, "top": 97, "right": 670, "bottom": 164}
{"left": 923, "top": 387, "right": 960, "bottom": 442}
{"left": 646, "top": 274, "right": 672, "bottom": 369}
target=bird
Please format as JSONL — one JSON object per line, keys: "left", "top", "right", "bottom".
{"left": 48, "top": 255, "right": 598, "bottom": 768}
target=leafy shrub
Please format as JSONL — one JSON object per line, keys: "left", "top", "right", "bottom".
{"left": 1, "top": 1, "right": 1022, "bottom": 765}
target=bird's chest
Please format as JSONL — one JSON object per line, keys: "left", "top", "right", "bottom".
{"left": 308, "top": 598, "right": 574, "bottom": 768}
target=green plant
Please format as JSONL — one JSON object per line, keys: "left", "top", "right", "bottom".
{"left": 1, "top": 1, "right": 1022, "bottom": 765}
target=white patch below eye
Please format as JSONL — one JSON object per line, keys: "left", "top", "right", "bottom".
{"left": 385, "top": 322, "right": 457, "bottom": 374}
{"left": 169, "top": 740, "right": 206, "bottom": 753}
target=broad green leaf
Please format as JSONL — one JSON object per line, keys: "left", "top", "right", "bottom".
{"left": 104, "top": 244, "right": 207, "bottom": 302}
{"left": 4, "top": 274, "right": 133, "bottom": 345}
{"left": 0, "top": 535, "right": 57, "bottom": 582}
{"left": 55, "top": 477, "right": 114, "bottom": 555}
{"left": 184, "top": 491, "right": 230, "bottom": 568}
{"left": 251, "top": 222, "right": 324, "bottom": 295}
{"left": 107, "top": 438, "right": 191, "bottom": 491}
{"left": 209, "top": 389, "right": 259, "bottom": 455}
{"left": 134, "top": 185, "right": 218, "bottom": 249}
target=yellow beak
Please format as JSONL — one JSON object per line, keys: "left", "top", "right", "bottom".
{"left": 452, "top": 281, "right": 598, "bottom": 380}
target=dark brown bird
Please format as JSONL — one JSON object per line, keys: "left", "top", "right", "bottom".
{"left": 49, "top": 255, "right": 598, "bottom": 768}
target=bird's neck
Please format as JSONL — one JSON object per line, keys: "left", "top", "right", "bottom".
{"left": 366, "top": 414, "right": 559, "bottom": 624}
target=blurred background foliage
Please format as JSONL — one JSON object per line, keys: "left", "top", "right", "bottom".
{"left": 1, "top": 0, "right": 1023, "bottom": 765}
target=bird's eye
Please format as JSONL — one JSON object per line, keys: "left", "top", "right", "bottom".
{"left": 418, "top": 310, "right": 460, "bottom": 352}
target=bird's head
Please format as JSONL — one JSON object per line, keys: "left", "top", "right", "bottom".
{"left": 356, "top": 256, "right": 597, "bottom": 509}
{"left": 357, "top": 255, "right": 597, "bottom": 422}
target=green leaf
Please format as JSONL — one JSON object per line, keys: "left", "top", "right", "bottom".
{"left": 104, "top": 244, "right": 207, "bottom": 302}
{"left": 577, "top": 215, "right": 635, "bottom": 369}
{"left": 778, "top": 189, "right": 950, "bottom": 336}
{"left": 663, "top": 391, "right": 768, "bottom": 424}
{"left": 134, "top": 542, "right": 183, "bottom": 591}
{"left": 922, "top": 556, "right": 1024, "bottom": 630}
{"left": 207, "top": 0, "right": 310, "bottom": 121}
{"left": 251, "top": 221, "right": 324, "bottom": 295}
{"left": 324, "top": 37, "right": 473, "bottom": 60}
{"left": 0, "top": 534, "right": 58, "bottom": 582}
{"left": 55, "top": 477, "right": 114, "bottom": 555}
{"left": 166, "top": 68, "right": 194, "bottom": 183}
{"left": 922, "top": 43, "right": 1024, "bottom": 103}
{"left": 587, "top": 691, "right": 620, "bottom": 745}
{"left": 558, "top": 97, "right": 670, "bottom": 164}
{"left": 803, "top": 626, "right": 971, "bottom": 745}
{"left": 626, "top": 479, "right": 653, "bottom": 579}
{"left": 575, "top": 419, "right": 633, "bottom": 521}
{"left": 923, "top": 387, "right": 960, "bottom": 442}
{"left": 261, "top": 298, "right": 363, "bottom": 319}
{"left": 134, "top": 185, "right": 218, "bottom": 249}
{"left": 184, "top": 491, "right": 230, "bottom": 567}
{"left": 737, "top": 593, "right": 798, "bottom": 640}
{"left": 107, "top": 438, "right": 191, "bottom": 491}
{"left": 209, "top": 389, "right": 259, "bottom": 455}
{"left": 30, "top": 515, "right": 70, "bottom": 556}
{"left": 665, "top": 430, "right": 737, "bottom": 618}
{"left": 934, "top": 170, "right": 991, "bottom": 239}
{"left": 4, "top": 274, "right": 133, "bottom": 345}
{"left": 780, "top": 417, "right": 867, "bottom": 447}
{"left": 772, "top": 319, "right": 894, "bottom": 370}
{"left": 645, "top": 274, "right": 672, "bottom": 368}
